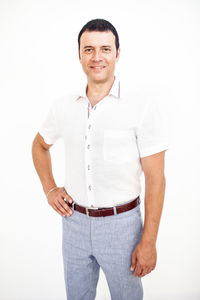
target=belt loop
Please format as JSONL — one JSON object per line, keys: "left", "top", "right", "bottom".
{"left": 113, "top": 206, "right": 117, "bottom": 215}
{"left": 138, "top": 196, "right": 141, "bottom": 205}
{"left": 72, "top": 201, "right": 75, "bottom": 210}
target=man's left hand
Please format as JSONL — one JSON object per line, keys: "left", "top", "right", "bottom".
{"left": 130, "top": 240, "right": 157, "bottom": 277}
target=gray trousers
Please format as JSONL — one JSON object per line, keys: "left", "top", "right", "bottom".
{"left": 62, "top": 200, "right": 144, "bottom": 300}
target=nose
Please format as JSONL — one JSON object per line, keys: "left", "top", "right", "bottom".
{"left": 91, "top": 50, "right": 103, "bottom": 62}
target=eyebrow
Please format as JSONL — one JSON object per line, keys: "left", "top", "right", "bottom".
{"left": 83, "top": 45, "right": 112, "bottom": 49}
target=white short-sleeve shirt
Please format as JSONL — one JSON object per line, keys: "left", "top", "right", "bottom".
{"left": 39, "top": 76, "right": 169, "bottom": 208}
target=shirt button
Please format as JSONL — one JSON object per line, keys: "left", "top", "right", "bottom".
{"left": 85, "top": 135, "right": 87, "bottom": 140}
{"left": 88, "top": 124, "right": 91, "bottom": 129}
{"left": 88, "top": 165, "right": 90, "bottom": 170}
{"left": 87, "top": 145, "right": 90, "bottom": 149}
{"left": 89, "top": 185, "right": 92, "bottom": 190}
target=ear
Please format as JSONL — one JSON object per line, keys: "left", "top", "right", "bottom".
{"left": 116, "top": 47, "right": 120, "bottom": 61}
{"left": 78, "top": 50, "right": 81, "bottom": 62}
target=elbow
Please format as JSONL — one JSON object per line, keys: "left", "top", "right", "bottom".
{"left": 145, "top": 174, "right": 166, "bottom": 186}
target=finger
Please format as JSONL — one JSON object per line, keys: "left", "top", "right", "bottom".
{"left": 61, "top": 190, "right": 73, "bottom": 203}
{"left": 58, "top": 198, "right": 74, "bottom": 215}
{"left": 133, "top": 264, "right": 142, "bottom": 277}
{"left": 55, "top": 199, "right": 73, "bottom": 216}
{"left": 141, "top": 265, "right": 155, "bottom": 277}
{"left": 51, "top": 203, "right": 68, "bottom": 217}
{"left": 146, "top": 265, "right": 155, "bottom": 274}
{"left": 139, "top": 267, "right": 149, "bottom": 277}
{"left": 130, "top": 253, "right": 137, "bottom": 271}
{"left": 63, "top": 197, "right": 73, "bottom": 204}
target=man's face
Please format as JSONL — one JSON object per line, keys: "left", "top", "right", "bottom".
{"left": 79, "top": 30, "right": 120, "bottom": 83}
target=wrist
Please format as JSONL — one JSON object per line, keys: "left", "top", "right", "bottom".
{"left": 46, "top": 186, "right": 58, "bottom": 198}
{"left": 140, "top": 235, "right": 157, "bottom": 247}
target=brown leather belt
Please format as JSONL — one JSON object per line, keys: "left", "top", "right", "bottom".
{"left": 68, "top": 196, "right": 140, "bottom": 217}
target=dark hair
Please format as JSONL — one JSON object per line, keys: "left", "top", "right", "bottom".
{"left": 78, "top": 19, "right": 120, "bottom": 54}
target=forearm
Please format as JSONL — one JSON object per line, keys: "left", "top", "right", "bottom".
{"left": 32, "top": 143, "right": 57, "bottom": 195}
{"left": 140, "top": 175, "right": 166, "bottom": 246}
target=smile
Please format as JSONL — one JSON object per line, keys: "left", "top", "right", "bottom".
{"left": 90, "top": 66, "right": 106, "bottom": 69}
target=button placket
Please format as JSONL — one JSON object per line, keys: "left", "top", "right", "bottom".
{"left": 85, "top": 101, "right": 96, "bottom": 207}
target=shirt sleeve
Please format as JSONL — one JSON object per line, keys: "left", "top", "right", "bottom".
{"left": 136, "top": 98, "right": 170, "bottom": 158}
{"left": 38, "top": 100, "right": 61, "bottom": 145}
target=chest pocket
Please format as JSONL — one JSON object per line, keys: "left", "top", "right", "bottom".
{"left": 103, "top": 129, "right": 135, "bottom": 164}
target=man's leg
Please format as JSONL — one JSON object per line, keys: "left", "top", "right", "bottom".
{"left": 62, "top": 210, "right": 100, "bottom": 300}
{"left": 91, "top": 204, "right": 144, "bottom": 300}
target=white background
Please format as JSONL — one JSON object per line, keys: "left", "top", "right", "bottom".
{"left": 0, "top": 0, "right": 199, "bottom": 299}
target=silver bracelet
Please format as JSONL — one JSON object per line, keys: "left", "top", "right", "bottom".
{"left": 46, "top": 186, "right": 57, "bottom": 198}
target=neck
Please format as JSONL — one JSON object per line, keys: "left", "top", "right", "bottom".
{"left": 86, "top": 76, "right": 115, "bottom": 104}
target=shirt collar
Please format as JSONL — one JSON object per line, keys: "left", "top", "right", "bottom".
{"left": 75, "top": 76, "right": 121, "bottom": 101}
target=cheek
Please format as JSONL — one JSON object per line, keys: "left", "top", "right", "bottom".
{"left": 81, "top": 60, "right": 89, "bottom": 70}
{"left": 107, "top": 56, "right": 116, "bottom": 65}
{"left": 106, "top": 60, "right": 116, "bottom": 69}
{"left": 80, "top": 56, "right": 89, "bottom": 65}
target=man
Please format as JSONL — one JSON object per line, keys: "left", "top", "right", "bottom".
{"left": 32, "top": 19, "right": 169, "bottom": 300}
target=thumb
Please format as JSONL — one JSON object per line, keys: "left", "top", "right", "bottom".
{"left": 130, "top": 251, "right": 137, "bottom": 271}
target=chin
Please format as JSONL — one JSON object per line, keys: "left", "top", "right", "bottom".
{"left": 89, "top": 74, "right": 109, "bottom": 83}
{"left": 93, "top": 78, "right": 108, "bottom": 84}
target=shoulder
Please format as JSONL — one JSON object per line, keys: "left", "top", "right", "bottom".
{"left": 51, "top": 93, "right": 80, "bottom": 111}
{"left": 121, "top": 90, "right": 150, "bottom": 113}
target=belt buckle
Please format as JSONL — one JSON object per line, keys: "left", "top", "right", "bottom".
{"left": 86, "top": 206, "right": 99, "bottom": 216}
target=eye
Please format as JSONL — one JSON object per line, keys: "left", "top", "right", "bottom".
{"left": 103, "top": 48, "right": 111, "bottom": 52}
{"left": 85, "top": 48, "right": 92, "bottom": 53}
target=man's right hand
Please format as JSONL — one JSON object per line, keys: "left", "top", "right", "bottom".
{"left": 46, "top": 187, "right": 74, "bottom": 217}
